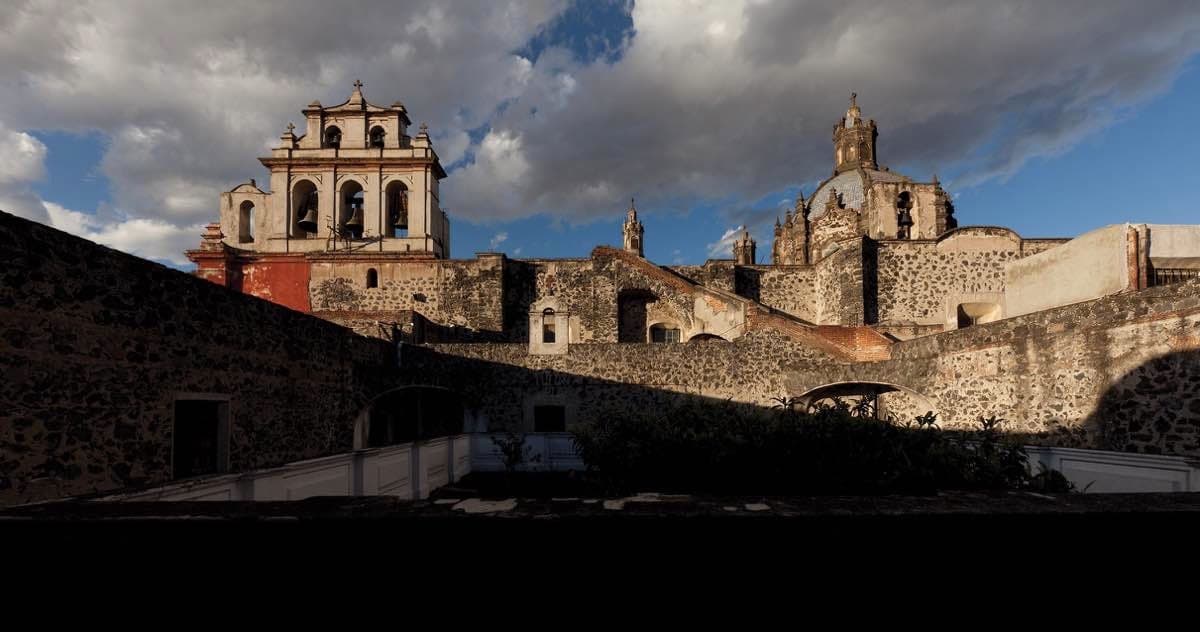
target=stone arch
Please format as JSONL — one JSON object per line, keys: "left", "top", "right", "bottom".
{"left": 385, "top": 179, "right": 409, "bottom": 238}
{"left": 648, "top": 320, "right": 682, "bottom": 343}
{"left": 338, "top": 179, "right": 365, "bottom": 238}
{"left": 237, "top": 199, "right": 254, "bottom": 243}
{"left": 324, "top": 125, "right": 342, "bottom": 149}
{"left": 369, "top": 125, "right": 386, "bottom": 148}
{"left": 688, "top": 333, "right": 728, "bottom": 342}
{"left": 353, "top": 385, "right": 467, "bottom": 449}
{"left": 618, "top": 288, "right": 658, "bottom": 342}
{"left": 796, "top": 381, "right": 936, "bottom": 423}
{"left": 291, "top": 178, "right": 319, "bottom": 238}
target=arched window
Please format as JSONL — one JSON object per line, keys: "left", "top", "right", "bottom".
{"left": 386, "top": 180, "right": 409, "bottom": 238}
{"left": 649, "top": 323, "right": 681, "bottom": 343}
{"left": 366, "top": 268, "right": 378, "bottom": 289}
{"left": 340, "top": 180, "right": 364, "bottom": 239}
{"left": 896, "top": 191, "right": 914, "bottom": 240}
{"left": 292, "top": 179, "right": 319, "bottom": 238}
{"left": 369, "top": 126, "right": 386, "bottom": 148}
{"left": 542, "top": 308, "right": 556, "bottom": 343}
{"left": 238, "top": 200, "right": 254, "bottom": 243}
{"left": 324, "top": 125, "right": 342, "bottom": 149}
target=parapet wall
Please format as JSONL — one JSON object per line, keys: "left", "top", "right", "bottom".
{"left": 0, "top": 211, "right": 399, "bottom": 505}
{"left": 788, "top": 278, "right": 1200, "bottom": 456}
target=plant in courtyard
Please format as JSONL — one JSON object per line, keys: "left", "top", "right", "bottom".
{"left": 490, "top": 429, "right": 542, "bottom": 475}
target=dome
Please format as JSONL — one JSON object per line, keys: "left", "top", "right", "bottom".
{"left": 808, "top": 168, "right": 909, "bottom": 218}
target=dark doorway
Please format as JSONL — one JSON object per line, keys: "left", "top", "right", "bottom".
{"left": 618, "top": 289, "right": 657, "bottom": 342}
{"left": 172, "top": 399, "right": 228, "bottom": 479}
{"left": 534, "top": 405, "right": 567, "bottom": 432}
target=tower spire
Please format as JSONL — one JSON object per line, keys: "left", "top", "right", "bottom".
{"left": 623, "top": 197, "right": 644, "bottom": 257}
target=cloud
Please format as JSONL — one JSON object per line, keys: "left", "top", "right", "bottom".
{"left": 0, "top": 0, "right": 1198, "bottom": 266}
{"left": 489, "top": 231, "right": 509, "bottom": 249}
{"left": 706, "top": 226, "right": 744, "bottom": 259}
{"left": 43, "top": 202, "right": 202, "bottom": 266}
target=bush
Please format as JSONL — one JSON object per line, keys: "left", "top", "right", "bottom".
{"left": 571, "top": 398, "right": 1069, "bottom": 496}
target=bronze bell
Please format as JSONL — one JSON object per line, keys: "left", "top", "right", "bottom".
{"left": 297, "top": 208, "right": 318, "bottom": 233}
{"left": 344, "top": 206, "right": 364, "bottom": 229}
{"left": 392, "top": 208, "right": 408, "bottom": 229}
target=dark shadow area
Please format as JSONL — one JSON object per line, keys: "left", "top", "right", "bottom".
{"left": 1086, "top": 349, "right": 1200, "bottom": 456}
{"left": 734, "top": 267, "right": 762, "bottom": 302}
{"left": 617, "top": 288, "right": 657, "bottom": 342}
{"left": 366, "top": 386, "right": 464, "bottom": 447}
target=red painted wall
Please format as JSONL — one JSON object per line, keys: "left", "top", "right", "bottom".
{"left": 239, "top": 257, "right": 311, "bottom": 313}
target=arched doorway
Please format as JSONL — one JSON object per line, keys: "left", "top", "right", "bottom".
{"left": 796, "top": 381, "right": 935, "bottom": 423}
{"left": 355, "top": 386, "right": 466, "bottom": 449}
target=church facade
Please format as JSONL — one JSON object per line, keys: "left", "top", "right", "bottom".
{"left": 190, "top": 85, "right": 1180, "bottom": 348}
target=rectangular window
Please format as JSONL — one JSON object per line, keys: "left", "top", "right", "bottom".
{"left": 533, "top": 405, "right": 566, "bottom": 433}
{"left": 542, "top": 323, "right": 556, "bottom": 343}
{"left": 173, "top": 399, "right": 230, "bottom": 479}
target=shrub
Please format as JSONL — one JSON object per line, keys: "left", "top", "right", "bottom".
{"left": 571, "top": 398, "right": 1063, "bottom": 496}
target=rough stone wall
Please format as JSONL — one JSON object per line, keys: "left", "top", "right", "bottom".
{"left": 788, "top": 278, "right": 1200, "bottom": 457}
{"left": 810, "top": 208, "right": 861, "bottom": 263}
{"left": 0, "top": 211, "right": 401, "bottom": 505}
{"left": 309, "top": 255, "right": 505, "bottom": 339}
{"left": 815, "top": 239, "right": 865, "bottom": 325}
{"left": 424, "top": 329, "right": 834, "bottom": 431}
{"left": 670, "top": 262, "right": 736, "bottom": 293}
{"left": 738, "top": 266, "right": 818, "bottom": 323}
{"left": 875, "top": 239, "right": 1018, "bottom": 326}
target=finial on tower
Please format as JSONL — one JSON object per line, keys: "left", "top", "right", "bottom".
{"left": 286, "top": 122, "right": 295, "bottom": 133}
{"left": 851, "top": 92, "right": 857, "bottom": 107}
{"left": 353, "top": 79, "right": 364, "bottom": 90}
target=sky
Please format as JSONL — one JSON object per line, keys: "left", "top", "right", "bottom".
{"left": 1, "top": 0, "right": 1198, "bottom": 268}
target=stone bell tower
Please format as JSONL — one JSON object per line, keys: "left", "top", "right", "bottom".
{"left": 206, "top": 80, "right": 451, "bottom": 258}
{"left": 833, "top": 93, "right": 877, "bottom": 174}
{"left": 622, "top": 198, "right": 645, "bottom": 257}
{"left": 733, "top": 228, "right": 757, "bottom": 265}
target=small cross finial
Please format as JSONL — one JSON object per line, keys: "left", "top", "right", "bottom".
{"left": 631, "top": 197, "right": 635, "bottom": 209}
{"left": 851, "top": 92, "right": 857, "bottom": 106}
{"left": 353, "top": 79, "right": 364, "bottom": 90}
{"left": 286, "top": 122, "right": 295, "bottom": 133}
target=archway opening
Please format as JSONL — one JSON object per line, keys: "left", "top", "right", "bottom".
{"left": 238, "top": 200, "right": 254, "bottom": 243}
{"left": 798, "top": 381, "right": 935, "bottom": 424}
{"left": 618, "top": 289, "right": 657, "bottom": 342}
{"left": 956, "top": 302, "right": 1001, "bottom": 328}
{"left": 688, "top": 333, "right": 727, "bottom": 342}
{"left": 385, "top": 180, "right": 409, "bottom": 238}
{"left": 324, "top": 125, "right": 342, "bottom": 149}
{"left": 364, "top": 386, "right": 465, "bottom": 448}
{"left": 291, "top": 179, "right": 318, "bottom": 238}
{"left": 340, "top": 180, "right": 365, "bottom": 239}
{"left": 369, "top": 125, "right": 386, "bottom": 148}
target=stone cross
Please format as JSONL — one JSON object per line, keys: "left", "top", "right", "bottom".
{"left": 353, "top": 79, "right": 364, "bottom": 90}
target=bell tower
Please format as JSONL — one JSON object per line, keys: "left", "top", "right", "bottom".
{"left": 833, "top": 93, "right": 877, "bottom": 174}
{"left": 622, "top": 198, "right": 644, "bottom": 257}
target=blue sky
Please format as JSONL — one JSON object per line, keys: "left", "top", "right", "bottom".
{"left": 4, "top": 0, "right": 1198, "bottom": 268}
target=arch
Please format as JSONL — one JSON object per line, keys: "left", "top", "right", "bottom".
{"left": 366, "top": 268, "right": 378, "bottom": 289}
{"left": 796, "top": 381, "right": 936, "bottom": 423}
{"left": 385, "top": 180, "right": 409, "bottom": 238}
{"left": 649, "top": 322, "right": 681, "bottom": 343}
{"left": 369, "top": 125, "right": 386, "bottom": 148}
{"left": 956, "top": 302, "right": 1001, "bottom": 328}
{"left": 618, "top": 289, "right": 658, "bottom": 342}
{"left": 339, "top": 179, "right": 365, "bottom": 239}
{"left": 688, "top": 333, "right": 727, "bottom": 342}
{"left": 541, "top": 308, "right": 557, "bottom": 343}
{"left": 238, "top": 200, "right": 254, "bottom": 243}
{"left": 324, "top": 125, "right": 342, "bottom": 149}
{"left": 291, "top": 179, "right": 319, "bottom": 238}
{"left": 354, "top": 385, "right": 466, "bottom": 449}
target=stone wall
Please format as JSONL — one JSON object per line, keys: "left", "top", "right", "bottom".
{"left": 309, "top": 254, "right": 505, "bottom": 339}
{"left": 788, "top": 278, "right": 1200, "bottom": 457}
{"left": 815, "top": 239, "right": 866, "bottom": 325}
{"left": 0, "top": 211, "right": 402, "bottom": 505}
{"left": 423, "top": 329, "right": 834, "bottom": 432}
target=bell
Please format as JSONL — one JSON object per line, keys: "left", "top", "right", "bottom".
{"left": 393, "top": 209, "right": 408, "bottom": 229}
{"left": 344, "top": 206, "right": 364, "bottom": 229}
{"left": 297, "top": 208, "right": 318, "bottom": 233}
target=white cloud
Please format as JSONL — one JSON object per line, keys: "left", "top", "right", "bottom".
{"left": 489, "top": 231, "right": 509, "bottom": 249}
{"left": 0, "top": 0, "right": 1198, "bottom": 264}
{"left": 706, "top": 226, "right": 744, "bottom": 259}
{"left": 43, "top": 202, "right": 202, "bottom": 266}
